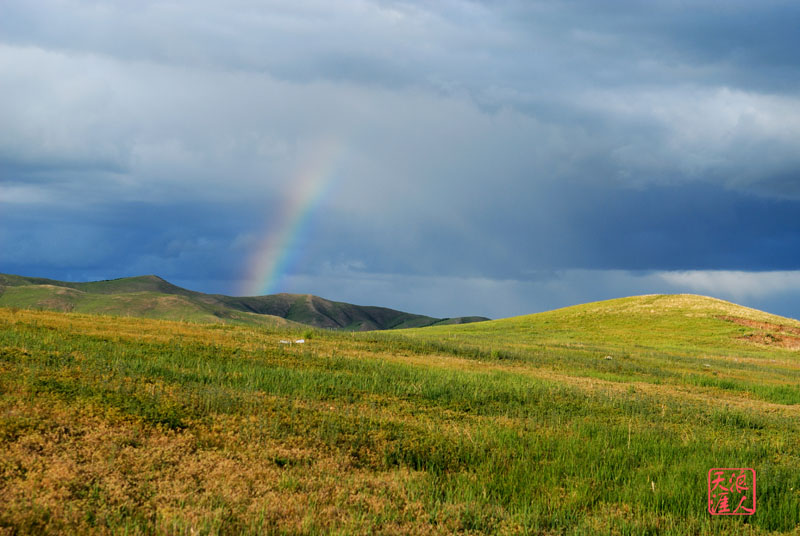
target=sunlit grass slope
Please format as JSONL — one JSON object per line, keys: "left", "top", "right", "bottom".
{"left": 1, "top": 295, "right": 799, "bottom": 534}
{"left": 393, "top": 294, "right": 800, "bottom": 405}
{"left": 0, "top": 284, "right": 295, "bottom": 327}
{"left": 0, "top": 274, "right": 294, "bottom": 327}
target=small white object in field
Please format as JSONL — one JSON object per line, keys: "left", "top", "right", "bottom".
{"left": 279, "top": 340, "right": 291, "bottom": 344}
{"left": 295, "top": 339, "right": 305, "bottom": 344}
{"left": 703, "top": 363, "right": 711, "bottom": 368}
{"left": 604, "top": 355, "right": 613, "bottom": 360}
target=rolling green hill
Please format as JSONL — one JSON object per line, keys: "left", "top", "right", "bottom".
{"left": 389, "top": 293, "right": 800, "bottom": 404}
{"left": 0, "top": 273, "right": 489, "bottom": 330}
{"left": 397, "top": 292, "right": 800, "bottom": 357}
{"left": 0, "top": 295, "right": 799, "bottom": 533}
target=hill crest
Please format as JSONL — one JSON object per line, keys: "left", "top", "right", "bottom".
{"left": 401, "top": 293, "right": 800, "bottom": 357}
{"left": 0, "top": 273, "right": 489, "bottom": 331}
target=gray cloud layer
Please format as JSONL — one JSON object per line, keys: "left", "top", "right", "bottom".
{"left": 2, "top": 1, "right": 800, "bottom": 318}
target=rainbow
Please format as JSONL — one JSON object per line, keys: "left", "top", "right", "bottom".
{"left": 240, "top": 138, "right": 344, "bottom": 297}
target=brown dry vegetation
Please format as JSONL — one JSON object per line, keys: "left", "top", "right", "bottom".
{"left": 0, "top": 396, "right": 437, "bottom": 535}
{"left": 720, "top": 315, "right": 800, "bottom": 350}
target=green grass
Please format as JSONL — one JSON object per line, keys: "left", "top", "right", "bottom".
{"left": 0, "top": 273, "right": 488, "bottom": 330}
{"left": 0, "top": 285, "right": 295, "bottom": 327}
{"left": 1, "top": 295, "right": 799, "bottom": 534}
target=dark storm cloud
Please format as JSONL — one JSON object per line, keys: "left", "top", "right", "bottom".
{"left": 7, "top": 1, "right": 794, "bottom": 96}
{"left": 1, "top": 200, "right": 263, "bottom": 291}
{"left": 537, "top": 182, "right": 800, "bottom": 271}
{"left": 493, "top": 0, "right": 800, "bottom": 93}
{"left": 301, "top": 180, "right": 800, "bottom": 281}
{"left": 2, "top": 0, "right": 800, "bottom": 317}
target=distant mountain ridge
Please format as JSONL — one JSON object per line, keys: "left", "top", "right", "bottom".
{"left": 0, "top": 273, "right": 489, "bottom": 331}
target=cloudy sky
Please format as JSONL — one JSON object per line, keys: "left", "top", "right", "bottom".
{"left": 3, "top": 0, "right": 800, "bottom": 320}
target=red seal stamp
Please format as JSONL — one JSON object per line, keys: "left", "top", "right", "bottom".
{"left": 708, "top": 468, "right": 756, "bottom": 515}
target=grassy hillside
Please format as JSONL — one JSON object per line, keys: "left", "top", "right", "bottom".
{"left": 391, "top": 294, "right": 800, "bottom": 404}
{"left": 0, "top": 278, "right": 295, "bottom": 328}
{"left": 213, "top": 293, "right": 462, "bottom": 330}
{"left": 0, "top": 273, "right": 193, "bottom": 296}
{"left": 0, "top": 295, "right": 799, "bottom": 534}
{"left": 0, "top": 274, "right": 488, "bottom": 330}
